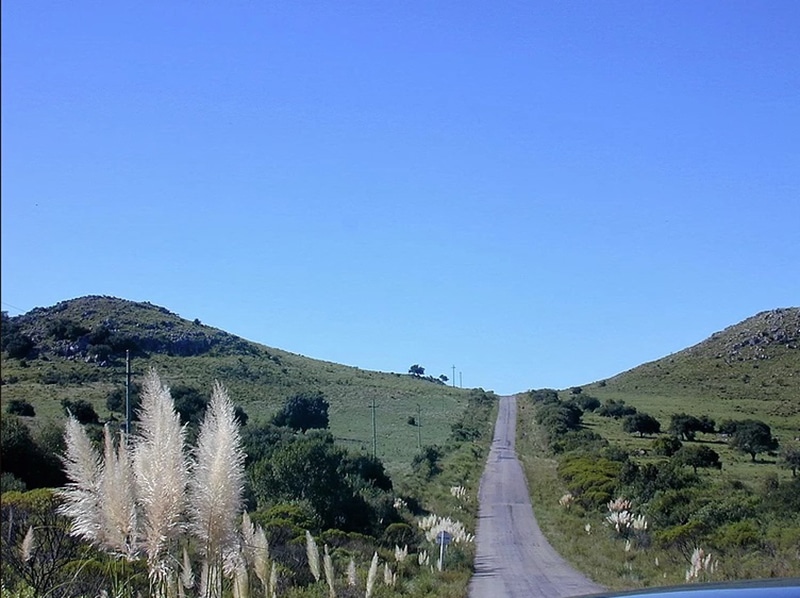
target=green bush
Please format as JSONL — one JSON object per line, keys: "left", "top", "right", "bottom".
{"left": 6, "top": 399, "right": 35, "bottom": 417}
{"left": 557, "top": 455, "right": 621, "bottom": 509}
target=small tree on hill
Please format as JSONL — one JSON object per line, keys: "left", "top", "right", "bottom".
{"left": 728, "top": 420, "right": 778, "bottom": 462}
{"left": 273, "top": 391, "right": 330, "bottom": 431}
{"left": 669, "top": 413, "right": 714, "bottom": 441}
{"left": 623, "top": 412, "right": 661, "bottom": 437}
{"left": 408, "top": 364, "right": 425, "bottom": 377}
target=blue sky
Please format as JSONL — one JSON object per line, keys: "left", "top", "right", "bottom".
{"left": 2, "top": 2, "right": 798, "bottom": 394}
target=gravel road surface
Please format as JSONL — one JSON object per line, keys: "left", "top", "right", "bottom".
{"left": 468, "top": 395, "right": 606, "bottom": 598}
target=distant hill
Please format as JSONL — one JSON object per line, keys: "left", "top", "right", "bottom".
{"left": 1, "top": 296, "right": 469, "bottom": 475}
{"left": 582, "top": 307, "right": 800, "bottom": 439}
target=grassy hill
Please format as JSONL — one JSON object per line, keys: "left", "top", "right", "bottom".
{"left": 576, "top": 308, "right": 799, "bottom": 468}
{"left": 1, "top": 295, "right": 470, "bottom": 476}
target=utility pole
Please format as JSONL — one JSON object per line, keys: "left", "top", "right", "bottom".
{"left": 125, "top": 350, "right": 133, "bottom": 439}
{"left": 370, "top": 398, "right": 377, "bottom": 458}
{"left": 417, "top": 403, "right": 422, "bottom": 450}
{"left": 451, "top": 365, "right": 456, "bottom": 387}
{"left": 459, "top": 371, "right": 462, "bottom": 388}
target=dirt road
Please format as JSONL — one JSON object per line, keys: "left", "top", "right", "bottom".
{"left": 468, "top": 395, "right": 605, "bottom": 598}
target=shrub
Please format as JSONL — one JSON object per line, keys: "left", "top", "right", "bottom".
{"left": 272, "top": 391, "right": 330, "bottom": 431}
{"left": 60, "top": 399, "right": 99, "bottom": 425}
{"left": 597, "top": 399, "right": 637, "bottom": 419}
{"left": 652, "top": 435, "right": 683, "bottom": 457}
{"left": 6, "top": 399, "right": 35, "bottom": 417}
{"left": 557, "top": 455, "right": 622, "bottom": 509}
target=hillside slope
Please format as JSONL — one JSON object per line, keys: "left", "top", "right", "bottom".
{"left": 1, "top": 296, "right": 468, "bottom": 474}
{"left": 580, "top": 307, "right": 800, "bottom": 442}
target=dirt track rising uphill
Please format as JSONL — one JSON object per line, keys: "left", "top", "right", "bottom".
{"left": 468, "top": 395, "right": 605, "bottom": 598}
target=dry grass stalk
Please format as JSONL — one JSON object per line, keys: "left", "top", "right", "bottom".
{"left": 347, "top": 558, "right": 357, "bottom": 587}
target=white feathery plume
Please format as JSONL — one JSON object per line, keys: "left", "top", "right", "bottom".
{"left": 232, "top": 558, "right": 249, "bottom": 598}
{"left": 58, "top": 415, "right": 103, "bottom": 543}
{"left": 188, "top": 381, "right": 245, "bottom": 596}
{"left": 383, "top": 563, "right": 394, "bottom": 586}
{"left": 252, "top": 525, "right": 270, "bottom": 592}
{"left": 365, "top": 552, "right": 378, "bottom": 598}
{"left": 241, "top": 512, "right": 256, "bottom": 559}
{"left": 21, "top": 526, "right": 35, "bottom": 562}
{"left": 306, "top": 530, "right": 321, "bottom": 582}
{"left": 133, "top": 369, "right": 188, "bottom": 579}
{"left": 181, "top": 547, "right": 195, "bottom": 590}
{"left": 100, "top": 425, "right": 138, "bottom": 558}
{"left": 347, "top": 558, "right": 357, "bottom": 587}
{"left": 269, "top": 561, "right": 278, "bottom": 598}
{"left": 323, "top": 544, "right": 336, "bottom": 598}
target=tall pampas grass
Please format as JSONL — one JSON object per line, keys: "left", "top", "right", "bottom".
{"left": 100, "top": 425, "right": 137, "bottom": 558}
{"left": 365, "top": 552, "right": 378, "bottom": 598}
{"left": 323, "top": 544, "right": 336, "bottom": 598}
{"left": 306, "top": 531, "right": 321, "bottom": 582}
{"left": 58, "top": 369, "right": 255, "bottom": 598}
{"left": 188, "top": 381, "right": 245, "bottom": 597}
{"left": 133, "top": 369, "right": 188, "bottom": 590}
{"left": 58, "top": 415, "right": 103, "bottom": 543}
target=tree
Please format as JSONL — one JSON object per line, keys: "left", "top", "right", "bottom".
{"left": 439, "top": 374, "right": 448, "bottom": 383}
{"left": 728, "top": 420, "right": 778, "bottom": 462}
{"left": 408, "top": 364, "right": 425, "bottom": 377}
{"left": 673, "top": 445, "right": 721, "bottom": 474}
{"left": 779, "top": 444, "right": 800, "bottom": 477}
{"left": 272, "top": 391, "right": 330, "bottom": 431}
{"left": 669, "top": 413, "right": 713, "bottom": 441}
{"left": 623, "top": 412, "right": 661, "bottom": 437}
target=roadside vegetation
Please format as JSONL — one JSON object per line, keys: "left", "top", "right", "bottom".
{"left": 1, "top": 360, "right": 496, "bottom": 597}
{"left": 517, "top": 383, "right": 800, "bottom": 591}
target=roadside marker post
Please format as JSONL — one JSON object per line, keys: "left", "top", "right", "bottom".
{"left": 436, "top": 530, "right": 453, "bottom": 571}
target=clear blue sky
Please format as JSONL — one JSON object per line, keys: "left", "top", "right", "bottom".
{"left": 3, "top": 2, "right": 798, "bottom": 394}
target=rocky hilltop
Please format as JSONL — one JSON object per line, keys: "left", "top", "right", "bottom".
{"left": 689, "top": 308, "right": 800, "bottom": 362}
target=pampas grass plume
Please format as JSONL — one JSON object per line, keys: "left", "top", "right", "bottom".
{"left": 133, "top": 369, "right": 188, "bottom": 573}
{"left": 365, "top": 552, "right": 378, "bottom": 598}
{"left": 347, "top": 558, "right": 357, "bottom": 587}
{"left": 323, "top": 544, "right": 336, "bottom": 598}
{"left": 21, "top": 526, "right": 35, "bottom": 562}
{"left": 58, "top": 415, "right": 102, "bottom": 543}
{"left": 306, "top": 530, "right": 321, "bottom": 582}
{"left": 188, "top": 380, "right": 245, "bottom": 596}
